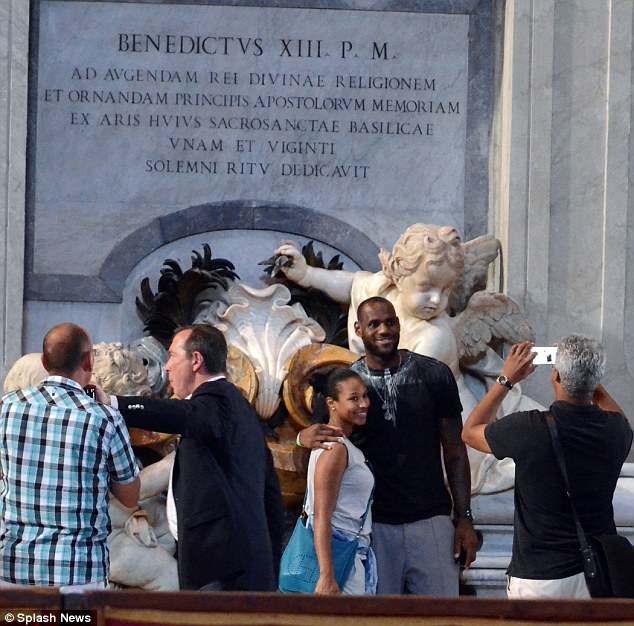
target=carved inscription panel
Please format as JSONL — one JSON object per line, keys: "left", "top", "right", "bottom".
{"left": 31, "top": 2, "right": 468, "bottom": 281}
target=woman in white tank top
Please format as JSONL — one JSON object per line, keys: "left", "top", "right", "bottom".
{"left": 305, "top": 369, "right": 375, "bottom": 595}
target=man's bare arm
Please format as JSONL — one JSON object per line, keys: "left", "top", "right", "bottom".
{"left": 440, "top": 417, "right": 478, "bottom": 568}
{"left": 293, "top": 424, "right": 344, "bottom": 478}
{"left": 112, "top": 475, "right": 140, "bottom": 509}
{"left": 463, "top": 342, "right": 537, "bottom": 453}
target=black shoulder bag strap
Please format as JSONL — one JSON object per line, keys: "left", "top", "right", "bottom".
{"left": 544, "top": 411, "right": 598, "bottom": 580}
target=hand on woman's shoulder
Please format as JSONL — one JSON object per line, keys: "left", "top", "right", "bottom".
{"left": 315, "top": 439, "right": 349, "bottom": 474}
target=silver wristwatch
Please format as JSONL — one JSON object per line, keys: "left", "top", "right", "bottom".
{"left": 496, "top": 374, "right": 513, "bottom": 390}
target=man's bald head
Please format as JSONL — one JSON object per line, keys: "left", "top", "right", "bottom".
{"left": 42, "top": 323, "right": 92, "bottom": 378}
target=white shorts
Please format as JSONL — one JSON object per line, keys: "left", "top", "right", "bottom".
{"left": 507, "top": 572, "right": 591, "bottom": 599}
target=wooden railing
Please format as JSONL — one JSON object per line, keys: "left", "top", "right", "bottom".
{"left": 1, "top": 589, "right": 634, "bottom": 625}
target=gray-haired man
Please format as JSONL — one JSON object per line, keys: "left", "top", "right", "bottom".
{"left": 462, "top": 336, "right": 632, "bottom": 599}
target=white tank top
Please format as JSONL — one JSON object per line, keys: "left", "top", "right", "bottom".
{"left": 305, "top": 437, "right": 374, "bottom": 545}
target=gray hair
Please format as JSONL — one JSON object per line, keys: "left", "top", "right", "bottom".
{"left": 555, "top": 334, "right": 606, "bottom": 399}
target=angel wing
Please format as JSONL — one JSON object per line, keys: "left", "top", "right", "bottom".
{"left": 451, "top": 291, "right": 535, "bottom": 359}
{"left": 448, "top": 235, "right": 501, "bottom": 315}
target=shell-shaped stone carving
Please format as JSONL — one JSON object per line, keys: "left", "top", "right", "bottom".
{"left": 203, "top": 283, "right": 325, "bottom": 420}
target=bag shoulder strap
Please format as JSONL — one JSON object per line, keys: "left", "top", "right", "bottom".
{"left": 356, "top": 463, "right": 375, "bottom": 534}
{"left": 544, "top": 411, "right": 591, "bottom": 550}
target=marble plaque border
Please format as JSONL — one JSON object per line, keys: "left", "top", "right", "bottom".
{"left": 25, "top": 0, "right": 494, "bottom": 303}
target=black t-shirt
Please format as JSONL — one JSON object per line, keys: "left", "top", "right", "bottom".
{"left": 350, "top": 351, "right": 463, "bottom": 524}
{"left": 485, "top": 401, "right": 633, "bottom": 579}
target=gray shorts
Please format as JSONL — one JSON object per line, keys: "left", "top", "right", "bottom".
{"left": 371, "top": 515, "right": 459, "bottom": 595}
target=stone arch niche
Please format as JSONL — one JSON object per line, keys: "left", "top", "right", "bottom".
{"left": 27, "top": 202, "right": 381, "bottom": 304}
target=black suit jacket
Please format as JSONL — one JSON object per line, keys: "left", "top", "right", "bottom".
{"left": 117, "top": 379, "right": 284, "bottom": 591}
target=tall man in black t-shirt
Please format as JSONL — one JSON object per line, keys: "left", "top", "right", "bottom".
{"left": 463, "top": 335, "right": 632, "bottom": 599}
{"left": 299, "top": 297, "right": 479, "bottom": 595}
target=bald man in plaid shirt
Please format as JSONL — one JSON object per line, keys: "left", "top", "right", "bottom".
{"left": 0, "top": 323, "right": 140, "bottom": 591}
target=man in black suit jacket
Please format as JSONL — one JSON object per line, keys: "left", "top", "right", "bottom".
{"left": 99, "top": 325, "right": 284, "bottom": 591}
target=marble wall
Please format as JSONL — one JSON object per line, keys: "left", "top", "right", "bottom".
{"left": 29, "top": 3, "right": 470, "bottom": 293}
{"left": 25, "top": 0, "right": 493, "bottom": 309}
{"left": 1, "top": 1, "right": 633, "bottom": 601}
{"left": 2, "top": 0, "right": 634, "bottom": 423}
{"left": 16, "top": 0, "right": 498, "bottom": 357}
{"left": 0, "top": 0, "right": 28, "bottom": 380}
{"left": 494, "top": 0, "right": 634, "bottom": 414}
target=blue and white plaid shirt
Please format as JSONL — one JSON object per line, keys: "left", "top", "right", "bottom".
{"left": 0, "top": 376, "right": 139, "bottom": 586}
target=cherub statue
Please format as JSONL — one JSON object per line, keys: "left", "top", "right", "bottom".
{"left": 275, "top": 224, "right": 540, "bottom": 494}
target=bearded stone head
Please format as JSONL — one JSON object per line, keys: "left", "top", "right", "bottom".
{"left": 128, "top": 336, "right": 169, "bottom": 397}
{"left": 92, "top": 342, "right": 152, "bottom": 397}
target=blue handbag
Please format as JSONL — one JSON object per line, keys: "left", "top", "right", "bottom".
{"left": 278, "top": 517, "right": 359, "bottom": 593}
{"left": 279, "top": 488, "right": 373, "bottom": 593}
